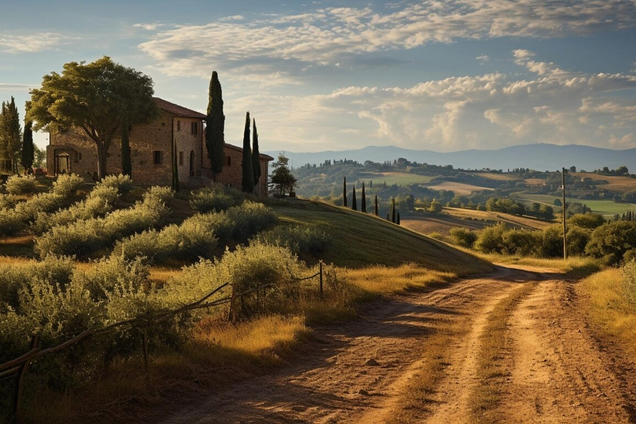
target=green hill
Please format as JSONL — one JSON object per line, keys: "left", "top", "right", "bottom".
{"left": 269, "top": 199, "right": 493, "bottom": 274}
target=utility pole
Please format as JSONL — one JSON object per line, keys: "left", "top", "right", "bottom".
{"left": 562, "top": 167, "right": 567, "bottom": 260}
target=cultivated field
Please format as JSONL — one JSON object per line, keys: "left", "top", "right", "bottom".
{"left": 357, "top": 172, "right": 434, "bottom": 186}
{"left": 426, "top": 181, "right": 494, "bottom": 195}
{"left": 512, "top": 192, "right": 636, "bottom": 216}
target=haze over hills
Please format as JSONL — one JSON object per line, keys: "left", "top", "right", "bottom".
{"left": 266, "top": 144, "right": 636, "bottom": 172}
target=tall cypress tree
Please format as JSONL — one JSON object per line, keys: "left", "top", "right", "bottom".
{"left": 241, "top": 112, "right": 254, "bottom": 193}
{"left": 343, "top": 176, "right": 347, "bottom": 207}
{"left": 251, "top": 118, "right": 261, "bottom": 188}
{"left": 352, "top": 186, "right": 357, "bottom": 211}
{"left": 361, "top": 182, "right": 367, "bottom": 213}
{"left": 0, "top": 97, "right": 21, "bottom": 173}
{"left": 391, "top": 197, "right": 396, "bottom": 223}
{"left": 374, "top": 194, "right": 379, "bottom": 216}
{"left": 206, "top": 71, "right": 225, "bottom": 181}
{"left": 21, "top": 114, "right": 34, "bottom": 172}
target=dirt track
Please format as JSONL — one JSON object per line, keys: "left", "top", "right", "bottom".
{"left": 160, "top": 267, "right": 636, "bottom": 423}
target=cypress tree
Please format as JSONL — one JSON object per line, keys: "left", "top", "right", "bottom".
{"left": 251, "top": 118, "right": 261, "bottom": 188}
{"left": 0, "top": 97, "right": 21, "bottom": 173}
{"left": 397, "top": 212, "right": 401, "bottom": 225}
{"left": 352, "top": 186, "right": 357, "bottom": 211}
{"left": 361, "top": 182, "right": 367, "bottom": 213}
{"left": 21, "top": 106, "right": 34, "bottom": 172}
{"left": 241, "top": 112, "right": 254, "bottom": 193}
{"left": 121, "top": 117, "right": 132, "bottom": 176}
{"left": 374, "top": 194, "right": 379, "bottom": 216}
{"left": 391, "top": 197, "right": 396, "bottom": 223}
{"left": 206, "top": 71, "right": 225, "bottom": 182}
{"left": 343, "top": 176, "right": 347, "bottom": 207}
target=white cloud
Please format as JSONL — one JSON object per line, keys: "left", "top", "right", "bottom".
{"left": 0, "top": 32, "right": 72, "bottom": 53}
{"left": 229, "top": 51, "right": 636, "bottom": 152}
{"left": 133, "top": 23, "right": 165, "bottom": 31}
{"left": 218, "top": 15, "right": 245, "bottom": 22}
{"left": 139, "top": 1, "right": 636, "bottom": 82}
{"left": 0, "top": 83, "right": 35, "bottom": 91}
{"left": 476, "top": 54, "right": 490, "bottom": 62}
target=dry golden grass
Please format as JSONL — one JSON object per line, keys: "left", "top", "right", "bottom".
{"left": 341, "top": 263, "right": 455, "bottom": 294}
{"left": 579, "top": 268, "right": 636, "bottom": 357}
{"left": 469, "top": 283, "right": 537, "bottom": 423}
{"left": 524, "top": 178, "right": 546, "bottom": 185}
{"left": 476, "top": 173, "right": 520, "bottom": 181}
{"left": 476, "top": 253, "right": 601, "bottom": 278}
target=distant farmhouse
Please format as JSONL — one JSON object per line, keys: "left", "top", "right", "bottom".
{"left": 47, "top": 97, "right": 272, "bottom": 195}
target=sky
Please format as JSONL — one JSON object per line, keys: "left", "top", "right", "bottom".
{"left": 1, "top": 0, "right": 636, "bottom": 154}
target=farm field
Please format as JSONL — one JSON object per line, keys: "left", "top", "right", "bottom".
{"left": 574, "top": 172, "right": 636, "bottom": 193}
{"left": 512, "top": 192, "right": 636, "bottom": 216}
{"left": 401, "top": 207, "right": 550, "bottom": 236}
{"left": 426, "top": 181, "right": 494, "bottom": 195}
{"left": 356, "top": 172, "right": 434, "bottom": 186}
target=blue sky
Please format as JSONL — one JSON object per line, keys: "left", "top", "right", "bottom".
{"left": 2, "top": 0, "right": 636, "bottom": 153}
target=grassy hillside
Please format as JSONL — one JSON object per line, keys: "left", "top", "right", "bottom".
{"left": 269, "top": 199, "right": 492, "bottom": 273}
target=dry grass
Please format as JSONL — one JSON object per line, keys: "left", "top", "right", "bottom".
{"left": 579, "top": 268, "right": 636, "bottom": 357}
{"left": 477, "top": 254, "right": 601, "bottom": 278}
{"left": 445, "top": 207, "right": 551, "bottom": 230}
{"left": 469, "top": 283, "right": 537, "bottom": 423}
{"left": 476, "top": 173, "right": 520, "bottom": 181}
{"left": 341, "top": 263, "right": 455, "bottom": 294}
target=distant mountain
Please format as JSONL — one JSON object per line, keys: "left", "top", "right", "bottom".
{"left": 265, "top": 144, "right": 636, "bottom": 172}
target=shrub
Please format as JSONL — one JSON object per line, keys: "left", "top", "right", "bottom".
{"left": 226, "top": 201, "right": 278, "bottom": 242}
{"left": 568, "top": 213, "right": 605, "bottom": 230}
{"left": 52, "top": 173, "right": 84, "bottom": 197}
{"left": 501, "top": 228, "right": 541, "bottom": 256}
{"left": 0, "top": 209, "right": 25, "bottom": 238}
{"left": 566, "top": 226, "right": 590, "bottom": 256}
{"left": 35, "top": 186, "right": 172, "bottom": 259}
{"left": 5, "top": 174, "right": 37, "bottom": 195}
{"left": 586, "top": 221, "right": 636, "bottom": 265}
{"left": 189, "top": 184, "right": 244, "bottom": 213}
{"left": 97, "top": 174, "right": 133, "bottom": 194}
{"left": 0, "top": 194, "right": 18, "bottom": 209}
{"left": 256, "top": 225, "right": 331, "bottom": 254}
{"left": 475, "top": 223, "right": 508, "bottom": 253}
{"left": 449, "top": 227, "right": 477, "bottom": 248}
{"left": 72, "top": 255, "right": 150, "bottom": 301}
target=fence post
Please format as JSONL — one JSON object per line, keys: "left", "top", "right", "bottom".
{"left": 319, "top": 260, "right": 324, "bottom": 298}
{"left": 228, "top": 283, "right": 237, "bottom": 323}
{"left": 14, "top": 335, "right": 39, "bottom": 420}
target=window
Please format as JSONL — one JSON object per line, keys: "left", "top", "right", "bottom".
{"left": 177, "top": 121, "right": 181, "bottom": 131}
{"left": 179, "top": 151, "right": 184, "bottom": 166}
{"left": 191, "top": 121, "right": 198, "bottom": 135}
{"left": 225, "top": 155, "right": 231, "bottom": 166}
{"left": 153, "top": 151, "right": 163, "bottom": 165}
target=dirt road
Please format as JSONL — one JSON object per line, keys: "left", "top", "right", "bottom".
{"left": 160, "top": 267, "right": 635, "bottom": 423}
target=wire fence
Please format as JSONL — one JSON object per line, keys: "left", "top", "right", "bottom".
{"left": 0, "top": 261, "right": 326, "bottom": 421}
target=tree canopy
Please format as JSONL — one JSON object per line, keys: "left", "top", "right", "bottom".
{"left": 28, "top": 56, "right": 159, "bottom": 178}
{"left": 271, "top": 153, "right": 297, "bottom": 196}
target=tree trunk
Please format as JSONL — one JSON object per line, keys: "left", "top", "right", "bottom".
{"left": 97, "top": 142, "right": 108, "bottom": 178}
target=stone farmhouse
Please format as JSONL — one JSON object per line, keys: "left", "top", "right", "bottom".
{"left": 47, "top": 98, "right": 272, "bottom": 195}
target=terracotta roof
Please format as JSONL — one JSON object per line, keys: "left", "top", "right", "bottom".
{"left": 154, "top": 97, "right": 206, "bottom": 119}
{"left": 226, "top": 143, "right": 274, "bottom": 161}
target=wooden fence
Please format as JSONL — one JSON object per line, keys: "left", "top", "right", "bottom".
{"left": 0, "top": 261, "right": 325, "bottom": 421}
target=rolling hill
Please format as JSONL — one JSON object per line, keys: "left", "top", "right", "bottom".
{"left": 266, "top": 143, "right": 636, "bottom": 172}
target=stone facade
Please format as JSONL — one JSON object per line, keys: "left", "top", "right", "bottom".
{"left": 47, "top": 98, "right": 272, "bottom": 195}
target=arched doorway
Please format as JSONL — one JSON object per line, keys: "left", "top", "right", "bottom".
{"left": 189, "top": 150, "right": 195, "bottom": 177}
{"left": 54, "top": 152, "right": 70, "bottom": 174}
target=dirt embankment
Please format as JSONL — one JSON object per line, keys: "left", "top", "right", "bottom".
{"left": 159, "top": 267, "right": 635, "bottom": 424}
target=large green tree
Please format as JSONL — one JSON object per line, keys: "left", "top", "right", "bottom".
{"left": 0, "top": 97, "right": 22, "bottom": 173}
{"left": 205, "top": 71, "right": 225, "bottom": 181}
{"left": 252, "top": 118, "right": 261, "bottom": 188}
{"left": 28, "top": 56, "right": 159, "bottom": 178}
{"left": 241, "top": 112, "right": 254, "bottom": 193}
